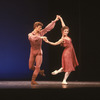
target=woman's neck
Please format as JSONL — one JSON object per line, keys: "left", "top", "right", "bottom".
{"left": 63, "top": 34, "right": 68, "bottom": 38}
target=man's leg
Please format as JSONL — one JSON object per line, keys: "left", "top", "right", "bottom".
{"left": 31, "top": 54, "right": 42, "bottom": 85}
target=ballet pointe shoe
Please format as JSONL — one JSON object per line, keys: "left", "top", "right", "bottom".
{"left": 51, "top": 70, "right": 58, "bottom": 75}
{"left": 31, "top": 75, "right": 38, "bottom": 85}
{"left": 39, "top": 70, "right": 46, "bottom": 76}
{"left": 62, "top": 81, "right": 68, "bottom": 85}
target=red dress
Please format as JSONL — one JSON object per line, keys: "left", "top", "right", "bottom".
{"left": 61, "top": 37, "right": 79, "bottom": 72}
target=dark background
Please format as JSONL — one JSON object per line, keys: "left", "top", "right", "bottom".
{"left": 0, "top": 0, "right": 100, "bottom": 81}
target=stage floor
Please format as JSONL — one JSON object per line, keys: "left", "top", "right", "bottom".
{"left": 0, "top": 81, "right": 100, "bottom": 100}
{"left": 0, "top": 81, "right": 100, "bottom": 89}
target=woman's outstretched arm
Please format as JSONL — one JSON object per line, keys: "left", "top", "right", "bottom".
{"left": 42, "top": 36, "right": 63, "bottom": 46}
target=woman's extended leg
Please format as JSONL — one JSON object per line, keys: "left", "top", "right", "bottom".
{"left": 51, "top": 67, "right": 63, "bottom": 75}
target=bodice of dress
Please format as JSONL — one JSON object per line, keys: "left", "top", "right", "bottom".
{"left": 61, "top": 38, "right": 72, "bottom": 48}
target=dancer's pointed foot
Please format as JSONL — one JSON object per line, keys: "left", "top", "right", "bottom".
{"left": 62, "top": 81, "right": 68, "bottom": 85}
{"left": 51, "top": 70, "right": 58, "bottom": 75}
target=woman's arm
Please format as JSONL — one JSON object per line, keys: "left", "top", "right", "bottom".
{"left": 43, "top": 37, "right": 63, "bottom": 46}
{"left": 58, "top": 16, "right": 66, "bottom": 27}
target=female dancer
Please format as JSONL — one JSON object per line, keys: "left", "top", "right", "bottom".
{"left": 28, "top": 15, "right": 59, "bottom": 85}
{"left": 43, "top": 16, "right": 79, "bottom": 84}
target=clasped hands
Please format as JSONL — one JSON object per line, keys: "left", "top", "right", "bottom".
{"left": 55, "top": 15, "right": 62, "bottom": 21}
{"left": 41, "top": 36, "right": 48, "bottom": 43}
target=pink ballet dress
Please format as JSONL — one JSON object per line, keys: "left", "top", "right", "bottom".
{"left": 61, "top": 37, "right": 79, "bottom": 72}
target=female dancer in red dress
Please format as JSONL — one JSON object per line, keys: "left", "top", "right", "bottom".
{"left": 28, "top": 16, "right": 59, "bottom": 85}
{"left": 43, "top": 16, "right": 79, "bottom": 84}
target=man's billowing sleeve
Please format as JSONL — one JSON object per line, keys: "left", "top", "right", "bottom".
{"left": 41, "top": 20, "right": 56, "bottom": 36}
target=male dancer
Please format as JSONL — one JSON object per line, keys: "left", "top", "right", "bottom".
{"left": 28, "top": 16, "right": 59, "bottom": 85}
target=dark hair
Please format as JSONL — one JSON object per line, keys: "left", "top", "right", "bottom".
{"left": 61, "top": 26, "right": 69, "bottom": 33}
{"left": 33, "top": 22, "right": 43, "bottom": 29}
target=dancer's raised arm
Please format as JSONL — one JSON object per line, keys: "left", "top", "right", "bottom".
{"left": 41, "top": 15, "right": 59, "bottom": 36}
{"left": 58, "top": 15, "right": 66, "bottom": 27}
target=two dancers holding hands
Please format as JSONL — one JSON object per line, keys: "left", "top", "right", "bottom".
{"left": 28, "top": 15, "right": 79, "bottom": 85}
